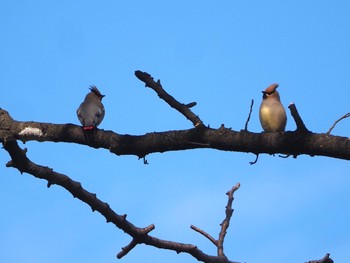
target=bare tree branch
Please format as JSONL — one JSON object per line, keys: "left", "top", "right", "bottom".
{"left": 249, "top": 154, "right": 259, "bottom": 165}
{"left": 1, "top": 109, "right": 349, "bottom": 161}
{"left": 327, "top": 112, "right": 350, "bottom": 135}
{"left": 2, "top": 137, "right": 241, "bottom": 263}
{"left": 218, "top": 183, "right": 240, "bottom": 257}
{"left": 306, "top": 253, "right": 334, "bottom": 263}
{"left": 0, "top": 71, "right": 344, "bottom": 262}
{"left": 190, "top": 225, "right": 218, "bottom": 246}
{"left": 191, "top": 183, "right": 240, "bottom": 259}
{"left": 288, "top": 103, "right": 309, "bottom": 133}
{"left": 135, "top": 70, "right": 204, "bottom": 128}
{"left": 244, "top": 99, "right": 254, "bottom": 131}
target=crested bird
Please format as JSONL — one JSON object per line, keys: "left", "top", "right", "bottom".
{"left": 259, "top": 83, "right": 287, "bottom": 132}
{"left": 77, "top": 86, "right": 105, "bottom": 130}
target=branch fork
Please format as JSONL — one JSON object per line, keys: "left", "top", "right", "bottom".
{"left": 191, "top": 183, "right": 241, "bottom": 259}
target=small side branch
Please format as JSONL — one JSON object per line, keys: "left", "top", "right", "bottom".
{"left": 306, "top": 253, "right": 333, "bottom": 263}
{"left": 218, "top": 183, "right": 241, "bottom": 257}
{"left": 191, "top": 183, "right": 241, "bottom": 258}
{"left": 135, "top": 70, "right": 204, "bottom": 128}
{"left": 327, "top": 112, "right": 350, "bottom": 135}
{"left": 244, "top": 99, "right": 254, "bottom": 131}
{"left": 117, "top": 239, "right": 138, "bottom": 259}
{"left": 288, "top": 103, "right": 309, "bottom": 133}
{"left": 249, "top": 154, "right": 259, "bottom": 165}
{"left": 190, "top": 225, "right": 217, "bottom": 246}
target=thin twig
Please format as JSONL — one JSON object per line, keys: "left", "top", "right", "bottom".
{"left": 117, "top": 239, "right": 138, "bottom": 259}
{"left": 135, "top": 70, "right": 204, "bottom": 128}
{"left": 249, "top": 154, "right": 259, "bottom": 165}
{"left": 190, "top": 225, "right": 217, "bottom": 246}
{"left": 244, "top": 99, "right": 254, "bottom": 131}
{"left": 327, "top": 112, "right": 350, "bottom": 135}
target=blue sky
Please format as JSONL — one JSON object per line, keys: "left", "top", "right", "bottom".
{"left": 1, "top": 1, "right": 350, "bottom": 263}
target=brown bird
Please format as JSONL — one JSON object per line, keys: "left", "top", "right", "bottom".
{"left": 77, "top": 86, "right": 105, "bottom": 130}
{"left": 259, "top": 83, "right": 287, "bottom": 132}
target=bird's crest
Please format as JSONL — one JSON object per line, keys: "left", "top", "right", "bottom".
{"left": 263, "top": 83, "right": 279, "bottom": 94}
{"left": 89, "top": 85, "right": 105, "bottom": 99}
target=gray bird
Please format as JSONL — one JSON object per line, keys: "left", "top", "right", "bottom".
{"left": 259, "top": 83, "right": 287, "bottom": 132}
{"left": 77, "top": 86, "right": 105, "bottom": 130}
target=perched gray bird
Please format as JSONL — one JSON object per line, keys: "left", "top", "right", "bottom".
{"left": 77, "top": 86, "right": 105, "bottom": 130}
{"left": 259, "top": 83, "right": 287, "bottom": 132}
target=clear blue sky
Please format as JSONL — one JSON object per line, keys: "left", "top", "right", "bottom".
{"left": 1, "top": 1, "right": 350, "bottom": 263}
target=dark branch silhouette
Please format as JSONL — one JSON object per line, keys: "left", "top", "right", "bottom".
{"left": 0, "top": 108, "right": 349, "bottom": 160}
{"left": 2, "top": 137, "right": 240, "bottom": 263}
{"left": 191, "top": 183, "right": 240, "bottom": 258}
{"left": 0, "top": 70, "right": 341, "bottom": 262}
{"left": 306, "top": 253, "right": 334, "bottom": 263}
{"left": 244, "top": 99, "right": 254, "bottom": 131}
{"left": 288, "top": 103, "right": 310, "bottom": 133}
{"left": 327, "top": 112, "right": 350, "bottom": 135}
{"left": 135, "top": 70, "right": 204, "bottom": 128}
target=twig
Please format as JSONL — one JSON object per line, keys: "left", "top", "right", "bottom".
{"left": 218, "top": 183, "right": 241, "bottom": 257}
{"left": 135, "top": 70, "right": 204, "bottom": 128}
{"left": 249, "top": 154, "right": 259, "bottom": 165}
{"left": 306, "top": 253, "right": 333, "bottom": 263}
{"left": 288, "top": 103, "right": 309, "bottom": 133}
{"left": 2, "top": 137, "right": 240, "bottom": 263}
{"left": 190, "top": 225, "right": 217, "bottom": 246}
{"left": 327, "top": 112, "right": 350, "bottom": 135}
{"left": 191, "top": 183, "right": 241, "bottom": 258}
{"left": 244, "top": 99, "right": 254, "bottom": 131}
{"left": 117, "top": 239, "right": 138, "bottom": 259}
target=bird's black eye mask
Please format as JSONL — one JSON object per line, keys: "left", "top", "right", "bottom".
{"left": 262, "top": 90, "right": 275, "bottom": 98}
{"left": 262, "top": 91, "right": 275, "bottom": 95}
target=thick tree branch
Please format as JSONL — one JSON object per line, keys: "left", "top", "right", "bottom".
{"left": 2, "top": 138, "right": 240, "bottom": 263}
{"left": 1, "top": 108, "right": 349, "bottom": 160}
{"left": 1, "top": 71, "right": 348, "bottom": 161}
